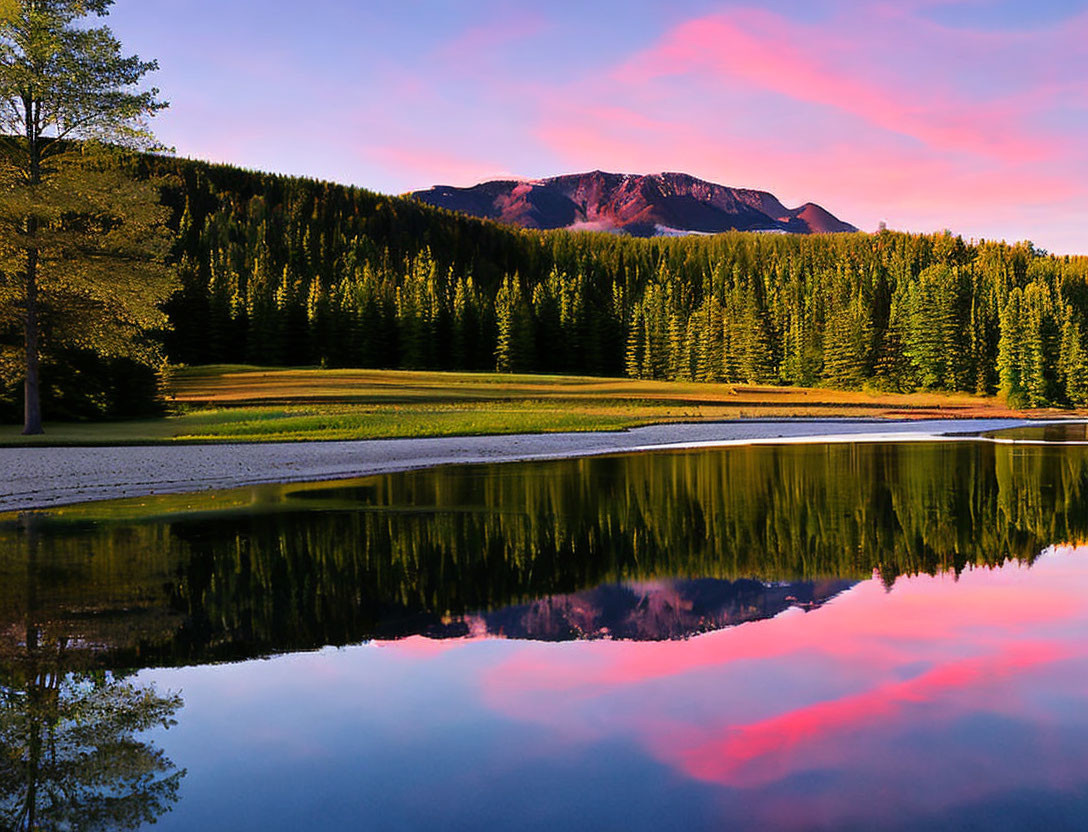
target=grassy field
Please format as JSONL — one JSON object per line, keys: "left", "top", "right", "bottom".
{"left": 0, "top": 365, "right": 1075, "bottom": 446}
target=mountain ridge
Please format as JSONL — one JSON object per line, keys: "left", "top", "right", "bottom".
{"left": 411, "top": 170, "right": 858, "bottom": 237}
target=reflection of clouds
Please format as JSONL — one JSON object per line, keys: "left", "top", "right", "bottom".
{"left": 671, "top": 641, "right": 1071, "bottom": 787}
{"left": 470, "top": 551, "right": 1088, "bottom": 827}
{"left": 482, "top": 564, "right": 1082, "bottom": 698}
{"left": 376, "top": 634, "right": 488, "bottom": 657}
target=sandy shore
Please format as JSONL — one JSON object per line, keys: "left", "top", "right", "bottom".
{"left": 0, "top": 418, "right": 1036, "bottom": 512}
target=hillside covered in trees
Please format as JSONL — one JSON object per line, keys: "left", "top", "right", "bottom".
{"left": 5, "top": 157, "right": 1088, "bottom": 419}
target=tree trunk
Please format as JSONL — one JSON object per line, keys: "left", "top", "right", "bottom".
{"left": 23, "top": 94, "right": 43, "bottom": 436}
{"left": 23, "top": 244, "right": 42, "bottom": 435}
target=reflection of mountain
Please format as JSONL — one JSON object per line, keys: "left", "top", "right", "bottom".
{"left": 426, "top": 579, "right": 856, "bottom": 642}
{"left": 3, "top": 441, "right": 1088, "bottom": 669}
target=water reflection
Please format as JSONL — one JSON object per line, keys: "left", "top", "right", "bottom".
{"left": 3, "top": 441, "right": 1087, "bottom": 664}
{"left": 987, "top": 421, "right": 1088, "bottom": 443}
{"left": 461, "top": 550, "right": 1088, "bottom": 830}
{"left": 425, "top": 578, "right": 855, "bottom": 641}
{"left": 126, "top": 550, "right": 1088, "bottom": 832}
{"left": 0, "top": 670, "right": 184, "bottom": 832}
{"left": 1, "top": 441, "right": 1088, "bottom": 829}
{"left": 0, "top": 525, "right": 184, "bottom": 831}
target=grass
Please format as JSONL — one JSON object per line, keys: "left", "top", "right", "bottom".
{"left": 0, "top": 365, "right": 1076, "bottom": 446}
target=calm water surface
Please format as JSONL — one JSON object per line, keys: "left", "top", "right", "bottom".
{"left": 3, "top": 441, "right": 1088, "bottom": 830}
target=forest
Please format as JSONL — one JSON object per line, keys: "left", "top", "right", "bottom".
{"left": 4, "top": 156, "right": 1088, "bottom": 419}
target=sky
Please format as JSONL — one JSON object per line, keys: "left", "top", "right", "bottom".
{"left": 108, "top": 0, "right": 1088, "bottom": 254}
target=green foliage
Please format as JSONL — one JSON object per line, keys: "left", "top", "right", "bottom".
{"left": 0, "top": 148, "right": 176, "bottom": 425}
{"left": 494, "top": 274, "right": 533, "bottom": 372}
{"left": 0, "top": 4, "right": 1081, "bottom": 416}
{"left": 0, "top": 0, "right": 170, "bottom": 431}
{"left": 151, "top": 159, "right": 1088, "bottom": 409}
{"left": 0, "top": 660, "right": 183, "bottom": 831}
{"left": 0, "top": 149, "right": 176, "bottom": 347}
{"left": 1059, "top": 311, "right": 1088, "bottom": 406}
{"left": 902, "top": 264, "right": 962, "bottom": 388}
{"left": 0, "top": 348, "right": 164, "bottom": 422}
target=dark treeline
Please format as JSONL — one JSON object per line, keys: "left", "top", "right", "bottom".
{"left": 157, "top": 159, "right": 1088, "bottom": 407}
{"left": 3, "top": 441, "right": 1087, "bottom": 668}
{"left": 5, "top": 156, "right": 1088, "bottom": 419}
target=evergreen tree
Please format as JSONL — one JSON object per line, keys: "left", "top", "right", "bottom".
{"left": 1059, "top": 312, "right": 1088, "bottom": 406}
{"left": 903, "top": 264, "right": 961, "bottom": 389}
{"left": 51, "top": 146, "right": 1088, "bottom": 414}
{"left": 0, "top": 0, "right": 169, "bottom": 433}
{"left": 624, "top": 306, "right": 645, "bottom": 379}
{"left": 823, "top": 297, "right": 872, "bottom": 388}
{"left": 997, "top": 288, "right": 1027, "bottom": 407}
{"left": 1020, "top": 282, "right": 1059, "bottom": 406}
{"left": 494, "top": 274, "right": 532, "bottom": 373}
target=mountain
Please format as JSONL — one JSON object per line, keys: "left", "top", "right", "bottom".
{"left": 411, "top": 170, "right": 858, "bottom": 237}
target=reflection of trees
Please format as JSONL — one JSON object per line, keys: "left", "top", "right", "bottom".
{"left": 3, "top": 442, "right": 1088, "bottom": 665}
{"left": 0, "top": 526, "right": 185, "bottom": 832}
{"left": 0, "top": 671, "right": 185, "bottom": 832}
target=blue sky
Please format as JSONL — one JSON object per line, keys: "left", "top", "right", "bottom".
{"left": 109, "top": 0, "right": 1088, "bottom": 253}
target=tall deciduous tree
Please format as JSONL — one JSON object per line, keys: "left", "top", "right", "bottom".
{"left": 0, "top": 0, "right": 169, "bottom": 434}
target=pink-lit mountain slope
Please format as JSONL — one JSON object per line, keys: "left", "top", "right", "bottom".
{"left": 411, "top": 170, "right": 858, "bottom": 237}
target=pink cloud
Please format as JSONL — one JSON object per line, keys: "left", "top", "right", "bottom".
{"left": 376, "top": 634, "right": 486, "bottom": 657}
{"left": 615, "top": 9, "right": 1057, "bottom": 162}
{"left": 515, "top": 3, "right": 1088, "bottom": 249}
{"left": 535, "top": 108, "right": 1080, "bottom": 234}
{"left": 437, "top": 11, "right": 551, "bottom": 63}
{"left": 333, "top": 2, "right": 1088, "bottom": 253}
{"left": 481, "top": 566, "right": 1084, "bottom": 708}
{"left": 362, "top": 143, "right": 518, "bottom": 190}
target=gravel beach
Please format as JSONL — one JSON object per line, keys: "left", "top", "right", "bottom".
{"left": 0, "top": 418, "right": 1035, "bottom": 512}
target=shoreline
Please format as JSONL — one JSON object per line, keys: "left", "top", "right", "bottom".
{"left": 0, "top": 417, "right": 1055, "bottom": 512}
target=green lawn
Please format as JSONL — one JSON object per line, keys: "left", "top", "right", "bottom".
{"left": 0, "top": 365, "right": 1057, "bottom": 446}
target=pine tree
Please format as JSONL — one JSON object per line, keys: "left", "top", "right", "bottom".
{"left": 246, "top": 255, "right": 280, "bottom": 364}
{"left": 903, "top": 264, "right": 961, "bottom": 389}
{"left": 494, "top": 274, "right": 532, "bottom": 373}
{"left": 1020, "top": 282, "right": 1058, "bottom": 406}
{"left": 737, "top": 289, "right": 776, "bottom": 384}
{"left": 307, "top": 277, "right": 334, "bottom": 366}
{"left": 531, "top": 271, "right": 562, "bottom": 373}
{"left": 625, "top": 306, "right": 645, "bottom": 379}
{"left": 872, "top": 295, "right": 912, "bottom": 392}
{"left": 997, "top": 288, "right": 1026, "bottom": 407}
{"left": 0, "top": 0, "right": 169, "bottom": 433}
{"left": 1059, "top": 312, "right": 1088, "bottom": 406}
{"left": 694, "top": 296, "right": 724, "bottom": 382}
{"left": 823, "top": 298, "right": 872, "bottom": 389}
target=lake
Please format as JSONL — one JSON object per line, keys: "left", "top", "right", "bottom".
{"left": 3, "top": 439, "right": 1088, "bottom": 830}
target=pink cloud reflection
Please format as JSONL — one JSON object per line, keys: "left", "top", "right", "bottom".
{"left": 481, "top": 568, "right": 1080, "bottom": 699}
{"left": 672, "top": 641, "right": 1070, "bottom": 789}
{"left": 464, "top": 550, "right": 1088, "bottom": 825}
